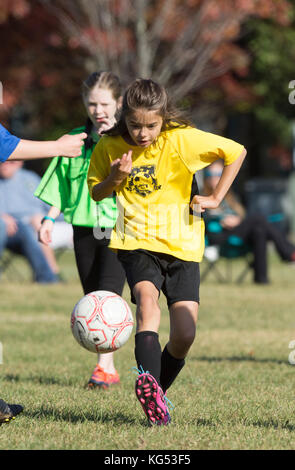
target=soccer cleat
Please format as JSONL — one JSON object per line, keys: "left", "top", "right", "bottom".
{"left": 134, "top": 369, "right": 172, "bottom": 426}
{"left": 87, "top": 365, "right": 120, "bottom": 390}
{"left": 0, "top": 399, "right": 23, "bottom": 425}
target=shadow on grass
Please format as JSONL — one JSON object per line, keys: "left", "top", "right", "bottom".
{"left": 23, "top": 405, "right": 139, "bottom": 426}
{"left": 3, "top": 374, "right": 81, "bottom": 387}
{"left": 248, "top": 419, "right": 295, "bottom": 432}
{"left": 193, "top": 356, "right": 289, "bottom": 365}
{"left": 194, "top": 418, "right": 217, "bottom": 428}
{"left": 24, "top": 406, "right": 217, "bottom": 429}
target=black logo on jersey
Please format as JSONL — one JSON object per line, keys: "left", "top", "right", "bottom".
{"left": 125, "top": 165, "right": 161, "bottom": 197}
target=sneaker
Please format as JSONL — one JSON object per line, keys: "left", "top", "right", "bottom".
{"left": 87, "top": 365, "right": 120, "bottom": 390}
{"left": 0, "top": 399, "right": 23, "bottom": 425}
{"left": 134, "top": 371, "right": 171, "bottom": 426}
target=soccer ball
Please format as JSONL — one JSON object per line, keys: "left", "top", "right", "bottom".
{"left": 70, "top": 290, "right": 134, "bottom": 353}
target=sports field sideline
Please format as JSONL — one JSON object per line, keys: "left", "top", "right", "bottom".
{"left": 0, "top": 250, "right": 294, "bottom": 450}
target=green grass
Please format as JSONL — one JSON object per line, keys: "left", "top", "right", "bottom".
{"left": 0, "top": 250, "right": 295, "bottom": 450}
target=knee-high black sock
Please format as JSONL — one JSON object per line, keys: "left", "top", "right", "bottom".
{"left": 160, "top": 345, "right": 185, "bottom": 394}
{"left": 134, "top": 331, "right": 162, "bottom": 385}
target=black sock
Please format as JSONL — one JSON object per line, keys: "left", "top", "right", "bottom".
{"left": 134, "top": 331, "right": 162, "bottom": 385}
{"left": 160, "top": 345, "right": 185, "bottom": 394}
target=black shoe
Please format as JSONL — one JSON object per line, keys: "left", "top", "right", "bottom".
{"left": 0, "top": 399, "right": 23, "bottom": 424}
{"left": 254, "top": 279, "right": 270, "bottom": 284}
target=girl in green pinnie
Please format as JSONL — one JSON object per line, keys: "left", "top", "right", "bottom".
{"left": 35, "top": 72, "right": 126, "bottom": 389}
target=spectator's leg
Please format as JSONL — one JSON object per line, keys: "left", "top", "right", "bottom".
{"left": 232, "top": 215, "right": 269, "bottom": 283}
{"left": 0, "top": 218, "right": 8, "bottom": 257}
{"left": 262, "top": 218, "right": 295, "bottom": 261}
{"left": 40, "top": 244, "right": 60, "bottom": 275}
{"left": 7, "top": 221, "right": 58, "bottom": 283}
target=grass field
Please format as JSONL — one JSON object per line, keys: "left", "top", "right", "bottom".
{"left": 0, "top": 249, "right": 294, "bottom": 450}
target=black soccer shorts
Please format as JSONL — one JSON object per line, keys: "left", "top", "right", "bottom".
{"left": 117, "top": 249, "right": 200, "bottom": 307}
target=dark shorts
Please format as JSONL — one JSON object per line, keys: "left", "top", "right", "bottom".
{"left": 73, "top": 225, "right": 126, "bottom": 296}
{"left": 117, "top": 249, "right": 200, "bottom": 307}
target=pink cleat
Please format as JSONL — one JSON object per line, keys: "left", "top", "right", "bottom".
{"left": 135, "top": 372, "right": 171, "bottom": 426}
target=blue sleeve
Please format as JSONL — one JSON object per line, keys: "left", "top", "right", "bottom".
{"left": 0, "top": 124, "right": 21, "bottom": 162}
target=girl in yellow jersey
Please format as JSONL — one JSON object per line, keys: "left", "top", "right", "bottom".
{"left": 87, "top": 78, "right": 246, "bottom": 426}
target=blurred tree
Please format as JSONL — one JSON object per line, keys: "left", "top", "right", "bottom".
{"left": 0, "top": 0, "right": 87, "bottom": 138}
{"left": 0, "top": 0, "right": 293, "bottom": 156}
{"left": 39, "top": 0, "right": 291, "bottom": 104}
{"left": 217, "top": 8, "right": 295, "bottom": 177}
{"left": 245, "top": 14, "right": 295, "bottom": 173}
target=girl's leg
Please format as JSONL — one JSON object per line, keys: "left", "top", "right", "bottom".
{"left": 160, "top": 301, "right": 198, "bottom": 393}
{"left": 73, "top": 225, "right": 99, "bottom": 294}
{"left": 73, "top": 225, "right": 125, "bottom": 294}
{"left": 73, "top": 225, "right": 125, "bottom": 386}
{"left": 133, "top": 281, "right": 162, "bottom": 384}
{"left": 96, "top": 352, "right": 117, "bottom": 375}
{"left": 132, "top": 280, "right": 172, "bottom": 425}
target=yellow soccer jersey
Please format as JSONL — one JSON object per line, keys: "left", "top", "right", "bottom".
{"left": 87, "top": 126, "right": 245, "bottom": 262}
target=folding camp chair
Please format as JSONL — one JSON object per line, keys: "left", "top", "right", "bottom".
{"left": 0, "top": 247, "right": 30, "bottom": 282}
{"left": 0, "top": 247, "right": 71, "bottom": 282}
{"left": 201, "top": 234, "right": 253, "bottom": 284}
{"left": 0, "top": 222, "right": 73, "bottom": 283}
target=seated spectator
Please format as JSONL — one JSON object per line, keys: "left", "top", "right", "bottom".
{"left": 0, "top": 160, "right": 67, "bottom": 283}
{"left": 202, "top": 160, "right": 295, "bottom": 284}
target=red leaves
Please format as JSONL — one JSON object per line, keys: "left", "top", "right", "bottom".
{"left": 0, "top": 0, "right": 30, "bottom": 23}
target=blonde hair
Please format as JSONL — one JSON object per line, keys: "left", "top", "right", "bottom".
{"left": 82, "top": 71, "right": 122, "bottom": 149}
{"left": 82, "top": 71, "right": 122, "bottom": 102}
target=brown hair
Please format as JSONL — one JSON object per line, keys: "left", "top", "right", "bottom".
{"left": 103, "top": 78, "right": 192, "bottom": 137}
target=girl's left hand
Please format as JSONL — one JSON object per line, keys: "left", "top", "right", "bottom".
{"left": 38, "top": 219, "right": 53, "bottom": 245}
{"left": 190, "top": 194, "right": 220, "bottom": 213}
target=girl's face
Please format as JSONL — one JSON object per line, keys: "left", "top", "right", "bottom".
{"left": 85, "top": 86, "right": 119, "bottom": 131}
{"left": 125, "top": 108, "right": 163, "bottom": 148}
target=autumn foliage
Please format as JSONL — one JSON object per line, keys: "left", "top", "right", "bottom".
{"left": 0, "top": 0, "right": 292, "bottom": 135}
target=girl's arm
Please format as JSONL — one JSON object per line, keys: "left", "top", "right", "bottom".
{"left": 191, "top": 149, "right": 247, "bottom": 212}
{"left": 91, "top": 150, "right": 133, "bottom": 202}
{"left": 38, "top": 206, "right": 61, "bottom": 246}
{"left": 8, "top": 133, "right": 87, "bottom": 161}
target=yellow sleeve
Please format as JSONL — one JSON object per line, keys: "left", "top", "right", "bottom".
{"left": 87, "top": 137, "right": 111, "bottom": 198}
{"left": 172, "top": 127, "right": 245, "bottom": 173}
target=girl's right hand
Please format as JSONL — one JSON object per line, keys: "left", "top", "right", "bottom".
{"left": 109, "top": 150, "right": 133, "bottom": 186}
{"left": 190, "top": 194, "right": 221, "bottom": 213}
{"left": 38, "top": 219, "right": 54, "bottom": 245}
{"left": 98, "top": 118, "right": 116, "bottom": 135}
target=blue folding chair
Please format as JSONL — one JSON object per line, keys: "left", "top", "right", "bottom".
{"left": 201, "top": 222, "right": 253, "bottom": 283}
